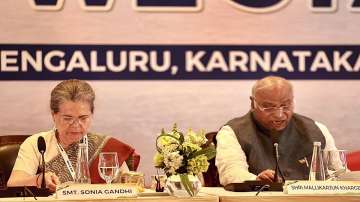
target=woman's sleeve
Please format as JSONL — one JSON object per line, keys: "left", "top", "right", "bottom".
{"left": 12, "top": 136, "right": 40, "bottom": 175}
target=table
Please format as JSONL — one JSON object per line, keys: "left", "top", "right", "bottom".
{"left": 200, "top": 187, "right": 360, "bottom": 202}
{"left": 1, "top": 187, "right": 359, "bottom": 202}
{"left": 0, "top": 192, "right": 218, "bottom": 202}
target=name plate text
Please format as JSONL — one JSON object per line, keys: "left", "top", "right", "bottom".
{"left": 285, "top": 181, "right": 360, "bottom": 195}
{"left": 56, "top": 183, "right": 138, "bottom": 199}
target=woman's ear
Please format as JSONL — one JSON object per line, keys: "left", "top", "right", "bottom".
{"left": 51, "top": 111, "right": 56, "bottom": 122}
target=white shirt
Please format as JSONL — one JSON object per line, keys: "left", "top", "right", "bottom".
{"left": 215, "top": 121, "right": 338, "bottom": 186}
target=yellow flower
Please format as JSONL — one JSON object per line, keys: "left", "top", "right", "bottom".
{"left": 182, "top": 142, "right": 201, "bottom": 155}
{"left": 153, "top": 152, "right": 164, "bottom": 167}
{"left": 157, "top": 135, "right": 179, "bottom": 153}
{"left": 187, "top": 154, "right": 209, "bottom": 175}
{"left": 185, "top": 129, "right": 207, "bottom": 146}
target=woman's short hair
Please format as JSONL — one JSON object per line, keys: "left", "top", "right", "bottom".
{"left": 50, "top": 79, "right": 95, "bottom": 113}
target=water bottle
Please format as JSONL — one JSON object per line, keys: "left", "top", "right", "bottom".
{"left": 75, "top": 143, "right": 91, "bottom": 183}
{"left": 309, "top": 141, "right": 325, "bottom": 181}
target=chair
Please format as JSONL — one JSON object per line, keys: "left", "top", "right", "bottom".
{"left": 202, "top": 131, "right": 221, "bottom": 187}
{"left": 0, "top": 135, "right": 29, "bottom": 189}
{"left": 346, "top": 150, "right": 360, "bottom": 171}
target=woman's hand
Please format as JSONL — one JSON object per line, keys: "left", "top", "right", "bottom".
{"left": 37, "top": 172, "right": 60, "bottom": 192}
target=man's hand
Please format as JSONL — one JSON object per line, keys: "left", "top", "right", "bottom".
{"left": 256, "top": 169, "right": 275, "bottom": 182}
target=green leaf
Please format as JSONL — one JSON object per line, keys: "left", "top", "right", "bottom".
{"left": 180, "top": 174, "right": 194, "bottom": 196}
{"left": 188, "top": 144, "right": 216, "bottom": 160}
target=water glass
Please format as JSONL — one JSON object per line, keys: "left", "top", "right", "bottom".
{"left": 322, "top": 150, "right": 347, "bottom": 180}
{"left": 98, "top": 152, "right": 119, "bottom": 184}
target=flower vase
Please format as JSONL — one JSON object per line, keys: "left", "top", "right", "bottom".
{"left": 165, "top": 174, "right": 201, "bottom": 197}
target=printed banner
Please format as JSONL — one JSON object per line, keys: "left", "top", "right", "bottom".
{"left": 1, "top": 44, "right": 359, "bottom": 80}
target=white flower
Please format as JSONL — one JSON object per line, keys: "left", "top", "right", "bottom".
{"left": 163, "top": 151, "right": 183, "bottom": 175}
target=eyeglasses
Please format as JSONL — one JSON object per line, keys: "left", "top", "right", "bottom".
{"left": 253, "top": 98, "right": 293, "bottom": 114}
{"left": 59, "top": 114, "right": 92, "bottom": 126}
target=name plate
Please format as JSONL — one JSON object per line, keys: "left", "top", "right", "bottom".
{"left": 56, "top": 183, "right": 138, "bottom": 199}
{"left": 285, "top": 180, "right": 360, "bottom": 195}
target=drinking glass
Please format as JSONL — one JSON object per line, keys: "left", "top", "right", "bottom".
{"left": 322, "top": 150, "right": 347, "bottom": 180}
{"left": 98, "top": 152, "right": 119, "bottom": 184}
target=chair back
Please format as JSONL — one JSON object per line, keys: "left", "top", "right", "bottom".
{"left": 0, "top": 135, "right": 29, "bottom": 189}
{"left": 346, "top": 150, "right": 360, "bottom": 171}
{"left": 202, "top": 131, "right": 221, "bottom": 187}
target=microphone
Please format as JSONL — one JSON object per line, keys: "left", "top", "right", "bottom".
{"left": 273, "top": 143, "right": 279, "bottom": 182}
{"left": 37, "top": 136, "right": 46, "bottom": 153}
{"left": 273, "top": 143, "right": 285, "bottom": 183}
{"left": 37, "top": 136, "right": 46, "bottom": 189}
{"left": 274, "top": 143, "right": 279, "bottom": 162}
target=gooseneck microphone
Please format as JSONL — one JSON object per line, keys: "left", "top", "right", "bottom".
{"left": 37, "top": 136, "right": 46, "bottom": 189}
{"left": 273, "top": 143, "right": 285, "bottom": 183}
{"left": 273, "top": 143, "right": 279, "bottom": 182}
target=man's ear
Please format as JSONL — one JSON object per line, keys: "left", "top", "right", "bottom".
{"left": 250, "top": 96, "right": 255, "bottom": 111}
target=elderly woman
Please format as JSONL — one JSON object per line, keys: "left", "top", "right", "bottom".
{"left": 7, "top": 79, "right": 139, "bottom": 192}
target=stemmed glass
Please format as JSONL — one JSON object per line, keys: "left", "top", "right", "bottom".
{"left": 323, "top": 150, "right": 347, "bottom": 180}
{"left": 98, "top": 152, "right": 119, "bottom": 184}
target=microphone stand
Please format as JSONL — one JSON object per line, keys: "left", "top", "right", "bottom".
{"left": 273, "top": 143, "right": 285, "bottom": 183}
{"left": 40, "top": 150, "right": 46, "bottom": 189}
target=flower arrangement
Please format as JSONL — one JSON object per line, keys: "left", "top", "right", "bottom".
{"left": 153, "top": 124, "right": 216, "bottom": 196}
